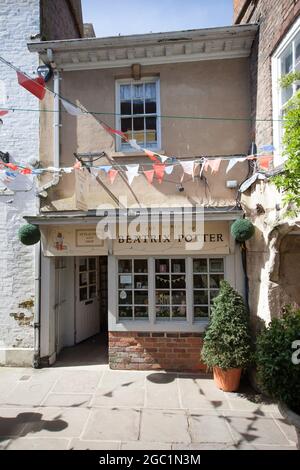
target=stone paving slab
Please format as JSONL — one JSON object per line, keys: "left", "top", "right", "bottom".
{"left": 69, "top": 439, "right": 121, "bottom": 450}
{"left": 53, "top": 370, "right": 103, "bottom": 394}
{"left": 42, "top": 393, "right": 93, "bottom": 408}
{"left": 140, "top": 409, "right": 191, "bottom": 444}
{"left": 83, "top": 408, "right": 141, "bottom": 442}
{"left": 189, "top": 412, "right": 234, "bottom": 444}
{"left": 145, "top": 373, "right": 180, "bottom": 409}
{"left": 1, "top": 437, "right": 70, "bottom": 450}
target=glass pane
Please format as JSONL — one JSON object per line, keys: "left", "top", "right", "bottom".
{"left": 145, "top": 100, "right": 157, "bottom": 114}
{"left": 171, "top": 274, "right": 186, "bottom": 288}
{"left": 120, "top": 84, "right": 131, "bottom": 101}
{"left": 79, "top": 258, "right": 87, "bottom": 272}
{"left": 210, "top": 290, "right": 220, "bottom": 304}
{"left": 89, "top": 285, "right": 97, "bottom": 299}
{"left": 145, "top": 83, "right": 156, "bottom": 100}
{"left": 156, "top": 259, "right": 169, "bottom": 273}
{"left": 156, "top": 290, "right": 170, "bottom": 305}
{"left": 119, "top": 306, "right": 133, "bottom": 319}
{"left": 121, "top": 118, "right": 132, "bottom": 139}
{"left": 119, "top": 274, "right": 132, "bottom": 288}
{"left": 88, "top": 258, "right": 96, "bottom": 270}
{"left": 89, "top": 271, "right": 96, "bottom": 285}
{"left": 146, "top": 117, "right": 157, "bottom": 144}
{"left": 209, "top": 259, "right": 224, "bottom": 272}
{"left": 133, "top": 117, "right": 144, "bottom": 144}
{"left": 134, "top": 259, "right": 148, "bottom": 273}
{"left": 134, "top": 275, "right": 148, "bottom": 289}
{"left": 172, "top": 291, "right": 186, "bottom": 305}
{"left": 121, "top": 101, "right": 131, "bottom": 115}
{"left": 133, "top": 84, "right": 143, "bottom": 99}
{"left": 156, "top": 275, "right": 170, "bottom": 289}
{"left": 172, "top": 305, "right": 186, "bottom": 318}
{"left": 156, "top": 306, "right": 170, "bottom": 319}
{"left": 133, "top": 100, "right": 144, "bottom": 115}
{"left": 171, "top": 259, "right": 185, "bottom": 273}
{"left": 79, "top": 287, "right": 88, "bottom": 302}
{"left": 194, "top": 306, "right": 209, "bottom": 318}
{"left": 193, "top": 259, "right": 207, "bottom": 273}
{"left": 134, "top": 306, "right": 148, "bottom": 319}
{"left": 194, "top": 290, "right": 208, "bottom": 305}
{"left": 281, "top": 48, "right": 293, "bottom": 74}
{"left": 119, "top": 290, "right": 132, "bottom": 305}
{"left": 134, "top": 291, "right": 148, "bottom": 305}
{"left": 282, "top": 85, "right": 293, "bottom": 106}
{"left": 119, "top": 260, "right": 132, "bottom": 273}
{"left": 80, "top": 272, "right": 87, "bottom": 286}
{"left": 194, "top": 274, "right": 208, "bottom": 288}
{"left": 209, "top": 274, "right": 224, "bottom": 288}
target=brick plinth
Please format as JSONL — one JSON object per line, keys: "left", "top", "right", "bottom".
{"left": 109, "top": 332, "right": 207, "bottom": 372}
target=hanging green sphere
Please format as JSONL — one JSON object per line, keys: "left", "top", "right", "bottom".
{"left": 231, "top": 219, "right": 255, "bottom": 242}
{"left": 18, "top": 224, "right": 41, "bottom": 246}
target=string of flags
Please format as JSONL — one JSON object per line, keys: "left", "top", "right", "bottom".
{"left": 0, "top": 55, "right": 275, "bottom": 190}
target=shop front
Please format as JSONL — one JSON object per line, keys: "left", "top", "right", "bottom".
{"left": 31, "top": 208, "right": 244, "bottom": 371}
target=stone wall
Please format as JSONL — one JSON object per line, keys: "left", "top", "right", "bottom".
{"left": 40, "top": 0, "right": 83, "bottom": 40}
{"left": 109, "top": 332, "right": 206, "bottom": 372}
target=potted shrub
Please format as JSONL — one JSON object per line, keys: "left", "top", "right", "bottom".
{"left": 256, "top": 306, "right": 300, "bottom": 448}
{"left": 201, "top": 280, "right": 251, "bottom": 392}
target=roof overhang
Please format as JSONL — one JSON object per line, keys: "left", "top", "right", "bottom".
{"left": 25, "top": 207, "right": 243, "bottom": 226}
{"left": 27, "top": 24, "right": 258, "bottom": 71}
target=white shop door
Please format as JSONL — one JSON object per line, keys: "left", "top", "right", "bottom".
{"left": 75, "top": 257, "right": 100, "bottom": 343}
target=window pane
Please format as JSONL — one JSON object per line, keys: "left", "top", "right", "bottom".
{"left": 156, "top": 290, "right": 170, "bottom": 305}
{"left": 119, "top": 274, "right": 132, "bottom": 288}
{"left": 133, "top": 117, "right": 144, "bottom": 144}
{"left": 281, "top": 48, "right": 293, "bottom": 74}
{"left": 133, "top": 100, "right": 144, "bottom": 115}
{"left": 156, "top": 259, "right": 169, "bottom": 273}
{"left": 171, "top": 259, "right": 185, "bottom": 273}
{"left": 120, "top": 84, "right": 131, "bottom": 100}
{"left": 121, "top": 101, "right": 131, "bottom": 115}
{"left": 121, "top": 118, "right": 132, "bottom": 139}
{"left": 194, "top": 274, "right": 208, "bottom": 288}
{"left": 80, "top": 272, "right": 87, "bottom": 286}
{"left": 194, "top": 306, "right": 209, "bottom": 318}
{"left": 119, "top": 290, "right": 132, "bottom": 304}
{"left": 156, "top": 306, "right": 170, "bottom": 319}
{"left": 119, "top": 306, "right": 133, "bottom": 318}
{"left": 89, "top": 271, "right": 96, "bottom": 285}
{"left": 156, "top": 275, "right": 170, "bottom": 289}
{"left": 146, "top": 117, "right": 157, "bottom": 143}
{"left": 80, "top": 287, "right": 88, "bottom": 302}
{"left": 193, "top": 259, "right": 207, "bottom": 273}
{"left": 89, "top": 285, "right": 97, "bottom": 299}
{"left": 210, "top": 290, "right": 220, "bottom": 304}
{"left": 119, "top": 260, "right": 132, "bottom": 273}
{"left": 134, "top": 259, "right": 148, "bottom": 273}
{"left": 171, "top": 274, "right": 186, "bottom": 289}
{"left": 134, "top": 291, "right": 148, "bottom": 305}
{"left": 135, "top": 306, "right": 148, "bottom": 319}
{"left": 194, "top": 290, "right": 208, "bottom": 305}
{"left": 172, "top": 305, "right": 186, "bottom": 318}
{"left": 172, "top": 290, "right": 186, "bottom": 305}
{"left": 134, "top": 275, "right": 148, "bottom": 289}
{"left": 133, "top": 84, "right": 143, "bottom": 99}
{"left": 145, "top": 83, "right": 156, "bottom": 100}
{"left": 79, "top": 258, "right": 87, "bottom": 272}
{"left": 88, "top": 258, "right": 96, "bottom": 270}
{"left": 209, "top": 274, "right": 224, "bottom": 288}
{"left": 282, "top": 85, "right": 293, "bottom": 106}
{"left": 209, "top": 259, "right": 224, "bottom": 272}
{"left": 145, "top": 100, "right": 157, "bottom": 114}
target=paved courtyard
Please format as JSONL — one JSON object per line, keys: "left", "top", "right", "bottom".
{"left": 0, "top": 364, "right": 298, "bottom": 450}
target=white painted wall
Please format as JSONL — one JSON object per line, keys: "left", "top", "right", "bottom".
{"left": 0, "top": 0, "right": 40, "bottom": 365}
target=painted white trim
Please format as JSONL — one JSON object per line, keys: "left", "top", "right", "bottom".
{"left": 115, "top": 77, "right": 161, "bottom": 152}
{"left": 272, "top": 16, "right": 300, "bottom": 166}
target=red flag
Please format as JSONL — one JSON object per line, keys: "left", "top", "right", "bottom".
{"left": 102, "top": 123, "right": 127, "bottom": 139}
{"left": 0, "top": 110, "right": 8, "bottom": 117}
{"left": 144, "top": 169, "right": 154, "bottom": 185}
{"left": 5, "top": 163, "right": 18, "bottom": 171}
{"left": 259, "top": 156, "right": 273, "bottom": 170}
{"left": 144, "top": 149, "right": 159, "bottom": 162}
{"left": 108, "top": 169, "right": 118, "bottom": 184}
{"left": 74, "top": 161, "right": 82, "bottom": 169}
{"left": 17, "top": 72, "right": 46, "bottom": 100}
{"left": 153, "top": 163, "right": 165, "bottom": 184}
{"left": 20, "top": 168, "right": 32, "bottom": 175}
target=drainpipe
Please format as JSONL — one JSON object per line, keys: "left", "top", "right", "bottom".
{"left": 38, "top": 68, "right": 61, "bottom": 196}
{"left": 33, "top": 241, "right": 41, "bottom": 368}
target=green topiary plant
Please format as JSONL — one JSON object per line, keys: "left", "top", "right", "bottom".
{"left": 255, "top": 306, "right": 300, "bottom": 414}
{"left": 231, "top": 219, "right": 255, "bottom": 242}
{"left": 201, "top": 280, "right": 252, "bottom": 369}
{"left": 18, "top": 223, "right": 41, "bottom": 246}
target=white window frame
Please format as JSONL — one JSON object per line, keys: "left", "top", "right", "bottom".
{"left": 115, "top": 255, "right": 225, "bottom": 324}
{"left": 272, "top": 16, "right": 300, "bottom": 166}
{"left": 115, "top": 77, "right": 161, "bottom": 152}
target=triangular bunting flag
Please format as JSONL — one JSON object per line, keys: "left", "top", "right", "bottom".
{"left": 180, "top": 160, "right": 195, "bottom": 182}
{"left": 129, "top": 139, "right": 143, "bottom": 151}
{"left": 17, "top": 71, "right": 46, "bottom": 100}
{"left": 61, "top": 98, "right": 84, "bottom": 116}
{"left": 226, "top": 157, "right": 247, "bottom": 173}
{"left": 165, "top": 165, "right": 174, "bottom": 175}
{"left": 259, "top": 156, "right": 273, "bottom": 170}
{"left": 74, "top": 161, "right": 82, "bottom": 169}
{"left": 159, "top": 155, "right": 169, "bottom": 164}
{"left": 102, "top": 123, "right": 127, "bottom": 139}
{"left": 144, "top": 169, "right": 154, "bottom": 185}
{"left": 100, "top": 166, "right": 112, "bottom": 173}
{"left": 108, "top": 169, "right": 118, "bottom": 184}
{"left": 144, "top": 149, "right": 159, "bottom": 162}
{"left": 126, "top": 164, "right": 139, "bottom": 185}
{"left": 20, "top": 168, "right": 32, "bottom": 175}
{"left": 204, "top": 159, "right": 221, "bottom": 174}
{"left": 0, "top": 110, "right": 8, "bottom": 117}
{"left": 153, "top": 163, "right": 165, "bottom": 184}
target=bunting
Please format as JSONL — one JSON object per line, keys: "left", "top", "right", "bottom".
{"left": 144, "top": 169, "right": 155, "bottom": 185}
{"left": 180, "top": 160, "right": 195, "bottom": 182}
{"left": 259, "top": 156, "right": 273, "bottom": 170}
{"left": 17, "top": 72, "right": 46, "bottom": 100}
{"left": 61, "top": 98, "right": 84, "bottom": 116}
{"left": 226, "top": 157, "right": 247, "bottom": 173}
{"left": 204, "top": 159, "right": 222, "bottom": 174}
{"left": 108, "top": 168, "right": 118, "bottom": 184}
{"left": 153, "top": 163, "right": 165, "bottom": 184}
{"left": 0, "top": 110, "right": 8, "bottom": 117}
{"left": 126, "top": 164, "right": 139, "bottom": 185}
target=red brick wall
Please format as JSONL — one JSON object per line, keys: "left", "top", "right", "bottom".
{"left": 109, "top": 332, "right": 207, "bottom": 372}
{"left": 41, "top": 0, "right": 84, "bottom": 40}
{"left": 234, "top": 0, "right": 300, "bottom": 148}
{"left": 233, "top": 0, "right": 249, "bottom": 22}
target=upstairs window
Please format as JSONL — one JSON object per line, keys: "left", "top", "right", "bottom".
{"left": 272, "top": 17, "right": 300, "bottom": 165}
{"left": 116, "top": 79, "right": 160, "bottom": 151}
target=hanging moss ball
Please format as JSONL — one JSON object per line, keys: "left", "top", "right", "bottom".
{"left": 231, "top": 219, "right": 255, "bottom": 242}
{"left": 18, "top": 224, "right": 41, "bottom": 246}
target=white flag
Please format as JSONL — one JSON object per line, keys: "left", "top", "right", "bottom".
{"left": 181, "top": 160, "right": 195, "bottom": 181}
{"left": 61, "top": 98, "right": 84, "bottom": 116}
{"left": 165, "top": 165, "right": 174, "bottom": 175}
{"left": 226, "top": 157, "right": 247, "bottom": 173}
{"left": 129, "top": 139, "right": 143, "bottom": 151}
{"left": 126, "top": 164, "right": 139, "bottom": 185}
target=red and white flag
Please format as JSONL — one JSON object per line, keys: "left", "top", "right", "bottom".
{"left": 153, "top": 163, "right": 165, "bottom": 184}
{"left": 108, "top": 169, "right": 118, "bottom": 184}
{"left": 144, "top": 169, "right": 155, "bottom": 185}
{"left": 17, "top": 71, "right": 46, "bottom": 100}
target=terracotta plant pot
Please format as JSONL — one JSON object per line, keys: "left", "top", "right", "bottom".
{"left": 213, "top": 366, "right": 242, "bottom": 392}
